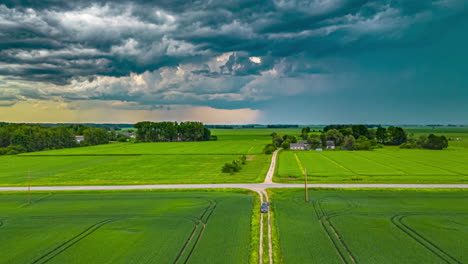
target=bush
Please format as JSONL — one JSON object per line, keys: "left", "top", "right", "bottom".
{"left": 117, "top": 136, "right": 129, "bottom": 142}
{"left": 354, "top": 136, "right": 372, "bottom": 150}
{"left": 281, "top": 141, "right": 291, "bottom": 150}
{"left": 210, "top": 135, "right": 218, "bottom": 141}
{"left": 240, "top": 155, "right": 247, "bottom": 165}
{"left": 421, "top": 134, "right": 449, "bottom": 150}
{"left": 400, "top": 134, "right": 449, "bottom": 150}
{"left": 221, "top": 160, "right": 242, "bottom": 174}
{"left": 0, "top": 145, "right": 27, "bottom": 155}
{"left": 399, "top": 143, "right": 419, "bottom": 149}
{"left": 263, "top": 144, "right": 277, "bottom": 154}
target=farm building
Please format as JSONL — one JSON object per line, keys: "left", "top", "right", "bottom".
{"left": 290, "top": 140, "right": 310, "bottom": 150}
{"left": 123, "top": 132, "right": 136, "bottom": 138}
{"left": 75, "top": 136, "right": 84, "bottom": 143}
{"left": 326, "top": 141, "right": 335, "bottom": 149}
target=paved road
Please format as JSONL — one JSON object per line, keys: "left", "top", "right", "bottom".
{"left": 1, "top": 183, "right": 467, "bottom": 191}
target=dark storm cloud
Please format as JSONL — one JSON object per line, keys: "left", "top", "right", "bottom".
{"left": 0, "top": 0, "right": 467, "bottom": 112}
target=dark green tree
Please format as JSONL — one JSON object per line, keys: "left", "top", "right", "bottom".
{"left": 387, "top": 126, "right": 407, "bottom": 145}
{"left": 421, "top": 134, "right": 449, "bottom": 150}
{"left": 342, "top": 135, "right": 355, "bottom": 150}
{"left": 376, "top": 127, "right": 387, "bottom": 144}
{"left": 11, "top": 132, "right": 33, "bottom": 151}
{"left": 324, "top": 129, "right": 344, "bottom": 146}
{"left": 354, "top": 136, "right": 372, "bottom": 150}
{"left": 263, "top": 144, "right": 277, "bottom": 154}
{"left": 307, "top": 135, "right": 322, "bottom": 149}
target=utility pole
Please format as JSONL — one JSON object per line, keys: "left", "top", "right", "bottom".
{"left": 304, "top": 168, "right": 308, "bottom": 202}
{"left": 27, "top": 170, "right": 31, "bottom": 205}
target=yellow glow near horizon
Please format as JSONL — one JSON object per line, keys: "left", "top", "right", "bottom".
{"left": 0, "top": 99, "right": 262, "bottom": 124}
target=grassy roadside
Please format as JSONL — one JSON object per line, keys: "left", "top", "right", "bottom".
{"left": 0, "top": 188, "right": 257, "bottom": 195}
{"left": 267, "top": 189, "right": 284, "bottom": 264}
{"left": 1, "top": 187, "right": 262, "bottom": 264}
{"left": 249, "top": 191, "right": 261, "bottom": 264}
{"left": 268, "top": 187, "right": 468, "bottom": 263}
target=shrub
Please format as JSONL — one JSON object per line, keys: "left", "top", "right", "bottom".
{"left": 281, "top": 141, "right": 291, "bottom": 150}
{"left": 399, "top": 142, "right": 419, "bottom": 149}
{"left": 0, "top": 145, "right": 27, "bottom": 155}
{"left": 240, "top": 155, "right": 247, "bottom": 165}
{"left": 263, "top": 144, "right": 277, "bottom": 154}
{"left": 221, "top": 160, "right": 242, "bottom": 174}
{"left": 421, "top": 134, "right": 449, "bottom": 150}
{"left": 354, "top": 136, "right": 372, "bottom": 150}
{"left": 117, "top": 136, "right": 129, "bottom": 142}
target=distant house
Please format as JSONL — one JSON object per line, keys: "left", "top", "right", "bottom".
{"left": 123, "top": 132, "right": 136, "bottom": 138}
{"left": 75, "top": 136, "right": 84, "bottom": 143}
{"left": 326, "top": 141, "right": 335, "bottom": 150}
{"left": 290, "top": 140, "right": 310, "bottom": 150}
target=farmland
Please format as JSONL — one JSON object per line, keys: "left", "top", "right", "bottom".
{"left": 276, "top": 148, "right": 468, "bottom": 183}
{"left": 25, "top": 134, "right": 270, "bottom": 155}
{"left": 0, "top": 154, "right": 270, "bottom": 186}
{"left": 0, "top": 133, "right": 272, "bottom": 186}
{"left": 0, "top": 190, "right": 254, "bottom": 264}
{"left": 271, "top": 189, "right": 468, "bottom": 264}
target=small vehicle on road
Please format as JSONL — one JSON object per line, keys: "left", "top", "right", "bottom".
{"left": 261, "top": 202, "right": 270, "bottom": 213}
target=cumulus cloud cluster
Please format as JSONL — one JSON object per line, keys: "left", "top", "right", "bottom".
{"left": 0, "top": 0, "right": 466, "bottom": 111}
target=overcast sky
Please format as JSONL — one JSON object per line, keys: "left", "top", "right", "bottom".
{"left": 0, "top": 0, "right": 467, "bottom": 124}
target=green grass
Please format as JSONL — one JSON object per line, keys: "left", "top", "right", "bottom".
{"left": 271, "top": 189, "right": 468, "bottom": 264}
{"left": 0, "top": 190, "right": 254, "bottom": 264}
{"left": 276, "top": 126, "right": 468, "bottom": 184}
{"left": 276, "top": 146, "right": 468, "bottom": 183}
{"left": 0, "top": 154, "right": 270, "bottom": 186}
{"left": 211, "top": 128, "right": 310, "bottom": 136}
{"left": 26, "top": 135, "right": 270, "bottom": 155}
{"left": 0, "top": 133, "right": 273, "bottom": 186}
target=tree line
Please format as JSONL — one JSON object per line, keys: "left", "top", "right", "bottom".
{"left": 134, "top": 121, "right": 215, "bottom": 142}
{"left": 266, "top": 125, "right": 448, "bottom": 152}
{"left": 0, "top": 123, "right": 110, "bottom": 155}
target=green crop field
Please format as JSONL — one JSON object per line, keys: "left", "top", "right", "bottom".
{"left": 0, "top": 190, "right": 254, "bottom": 264}
{"left": 0, "top": 154, "right": 270, "bottom": 186}
{"left": 276, "top": 143, "right": 468, "bottom": 184}
{"left": 0, "top": 133, "right": 274, "bottom": 186}
{"left": 271, "top": 189, "right": 468, "bottom": 264}
{"left": 26, "top": 135, "right": 270, "bottom": 155}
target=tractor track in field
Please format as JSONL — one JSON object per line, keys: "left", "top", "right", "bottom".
{"left": 377, "top": 152, "right": 465, "bottom": 176}
{"left": 391, "top": 214, "right": 462, "bottom": 264}
{"left": 183, "top": 201, "right": 217, "bottom": 264}
{"left": 351, "top": 153, "right": 407, "bottom": 175}
{"left": 319, "top": 154, "right": 359, "bottom": 175}
{"left": 174, "top": 200, "right": 217, "bottom": 264}
{"left": 32, "top": 218, "right": 119, "bottom": 264}
{"left": 314, "top": 198, "right": 358, "bottom": 264}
